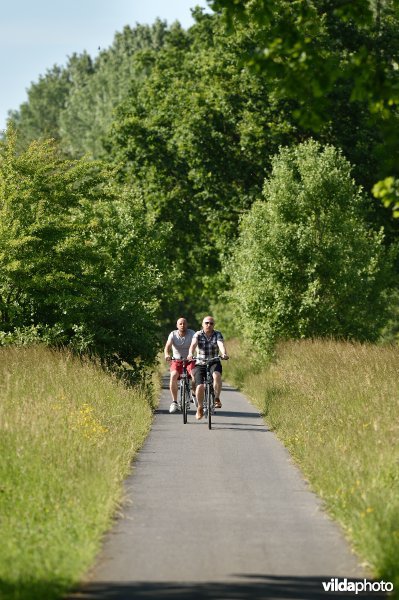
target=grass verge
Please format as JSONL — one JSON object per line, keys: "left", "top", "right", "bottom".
{"left": 224, "top": 338, "right": 399, "bottom": 595}
{"left": 0, "top": 345, "right": 156, "bottom": 600}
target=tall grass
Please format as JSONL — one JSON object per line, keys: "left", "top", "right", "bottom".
{"left": 0, "top": 345, "right": 155, "bottom": 600}
{"left": 224, "top": 338, "right": 399, "bottom": 594}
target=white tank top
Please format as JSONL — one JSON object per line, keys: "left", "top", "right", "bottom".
{"left": 167, "top": 329, "right": 195, "bottom": 359}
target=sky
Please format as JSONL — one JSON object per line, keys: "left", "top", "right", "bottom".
{"left": 0, "top": 0, "right": 211, "bottom": 131}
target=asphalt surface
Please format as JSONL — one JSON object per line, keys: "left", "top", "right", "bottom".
{"left": 68, "top": 378, "right": 381, "bottom": 600}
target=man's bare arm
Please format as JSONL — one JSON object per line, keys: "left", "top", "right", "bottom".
{"left": 164, "top": 339, "right": 173, "bottom": 361}
{"left": 217, "top": 340, "right": 228, "bottom": 358}
{"left": 187, "top": 338, "right": 198, "bottom": 359}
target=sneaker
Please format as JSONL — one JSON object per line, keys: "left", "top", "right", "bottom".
{"left": 195, "top": 407, "right": 204, "bottom": 420}
{"left": 214, "top": 398, "right": 222, "bottom": 408}
{"left": 169, "top": 401, "right": 179, "bottom": 413}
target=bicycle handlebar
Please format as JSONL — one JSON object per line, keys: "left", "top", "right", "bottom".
{"left": 170, "top": 357, "right": 195, "bottom": 363}
{"left": 169, "top": 356, "right": 228, "bottom": 363}
{"left": 193, "top": 356, "right": 228, "bottom": 364}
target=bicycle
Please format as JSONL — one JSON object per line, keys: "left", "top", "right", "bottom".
{"left": 196, "top": 356, "right": 224, "bottom": 430}
{"left": 172, "top": 358, "right": 194, "bottom": 424}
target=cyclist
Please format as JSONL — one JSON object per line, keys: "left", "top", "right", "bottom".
{"left": 187, "top": 316, "right": 228, "bottom": 420}
{"left": 164, "top": 317, "right": 196, "bottom": 413}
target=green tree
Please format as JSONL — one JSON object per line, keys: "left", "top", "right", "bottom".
{"left": 209, "top": 0, "right": 399, "bottom": 126}
{"left": 0, "top": 127, "right": 168, "bottom": 367}
{"left": 7, "top": 64, "right": 71, "bottom": 150}
{"left": 108, "top": 6, "right": 399, "bottom": 326}
{"left": 209, "top": 0, "right": 399, "bottom": 210}
{"left": 230, "top": 140, "right": 395, "bottom": 353}
{"left": 109, "top": 10, "right": 301, "bottom": 320}
{"left": 60, "top": 21, "right": 170, "bottom": 158}
{"left": 7, "top": 22, "right": 170, "bottom": 158}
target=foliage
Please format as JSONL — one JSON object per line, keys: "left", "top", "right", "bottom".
{"left": 7, "top": 55, "right": 93, "bottom": 153}
{"left": 209, "top": 0, "right": 399, "bottom": 127}
{"left": 7, "top": 64, "right": 69, "bottom": 146}
{"left": 108, "top": 7, "right": 398, "bottom": 322}
{"left": 7, "top": 22, "right": 170, "bottom": 157}
{"left": 373, "top": 176, "right": 399, "bottom": 215}
{"left": 109, "top": 10, "right": 305, "bottom": 320}
{"left": 208, "top": 0, "right": 399, "bottom": 217}
{"left": 4, "top": 6, "right": 399, "bottom": 331}
{"left": 229, "top": 140, "right": 395, "bottom": 352}
{"left": 0, "top": 127, "right": 169, "bottom": 368}
{"left": 59, "top": 21, "right": 170, "bottom": 158}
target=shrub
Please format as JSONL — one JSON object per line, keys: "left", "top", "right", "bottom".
{"left": 229, "top": 140, "right": 395, "bottom": 353}
{"left": 0, "top": 127, "right": 169, "bottom": 369}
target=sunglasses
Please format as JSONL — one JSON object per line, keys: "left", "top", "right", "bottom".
{"left": 204, "top": 321, "right": 214, "bottom": 325}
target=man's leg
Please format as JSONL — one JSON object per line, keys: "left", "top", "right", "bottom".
{"left": 195, "top": 384, "right": 205, "bottom": 419}
{"left": 188, "top": 364, "right": 196, "bottom": 402}
{"left": 169, "top": 370, "right": 179, "bottom": 403}
{"left": 213, "top": 370, "right": 222, "bottom": 408}
{"left": 196, "top": 383, "right": 204, "bottom": 407}
{"left": 195, "top": 366, "right": 205, "bottom": 420}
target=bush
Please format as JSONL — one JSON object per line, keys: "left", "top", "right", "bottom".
{"left": 0, "top": 127, "right": 169, "bottom": 369}
{"left": 229, "top": 140, "right": 395, "bottom": 353}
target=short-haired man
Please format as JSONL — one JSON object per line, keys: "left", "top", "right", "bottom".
{"left": 164, "top": 317, "right": 196, "bottom": 413}
{"left": 187, "top": 316, "right": 228, "bottom": 420}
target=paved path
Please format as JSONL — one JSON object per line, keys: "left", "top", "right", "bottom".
{"left": 69, "top": 379, "right": 380, "bottom": 600}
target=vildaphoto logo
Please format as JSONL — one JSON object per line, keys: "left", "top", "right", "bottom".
{"left": 322, "top": 578, "right": 394, "bottom": 594}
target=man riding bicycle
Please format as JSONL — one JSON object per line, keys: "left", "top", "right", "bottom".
{"left": 164, "top": 317, "right": 196, "bottom": 413}
{"left": 187, "top": 316, "right": 229, "bottom": 420}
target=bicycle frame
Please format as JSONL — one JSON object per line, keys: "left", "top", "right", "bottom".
{"left": 197, "top": 357, "right": 221, "bottom": 430}
{"left": 172, "top": 358, "right": 192, "bottom": 424}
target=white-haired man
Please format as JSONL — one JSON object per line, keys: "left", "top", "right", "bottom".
{"left": 187, "top": 316, "right": 228, "bottom": 420}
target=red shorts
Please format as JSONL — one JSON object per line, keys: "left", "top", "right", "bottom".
{"left": 170, "top": 359, "right": 195, "bottom": 377}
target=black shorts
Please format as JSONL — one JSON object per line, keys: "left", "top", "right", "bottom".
{"left": 193, "top": 361, "right": 222, "bottom": 387}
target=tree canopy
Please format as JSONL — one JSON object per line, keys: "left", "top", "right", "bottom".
{"left": 229, "top": 140, "right": 395, "bottom": 352}
{"left": 3, "top": 3, "right": 399, "bottom": 358}
{"left": 0, "top": 128, "right": 169, "bottom": 371}
{"left": 209, "top": 0, "right": 399, "bottom": 209}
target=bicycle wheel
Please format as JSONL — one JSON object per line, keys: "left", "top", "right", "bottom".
{"left": 209, "top": 385, "right": 215, "bottom": 429}
{"left": 206, "top": 383, "right": 212, "bottom": 430}
{"left": 184, "top": 379, "right": 190, "bottom": 424}
{"left": 180, "top": 379, "right": 188, "bottom": 424}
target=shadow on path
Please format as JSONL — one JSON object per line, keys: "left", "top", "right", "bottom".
{"left": 213, "top": 423, "right": 270, "bottom": 432}
{"left": 155, "top": 409, "right": 269, "bottom": 432}
{"left": 161, "top": 375, "right": 238, "bottom": 392}
{"left": 155, "top": 409, "right": 263, "bottom": 420}
{"left": 69, "top": 574, "right": 387, "bottom": 600}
